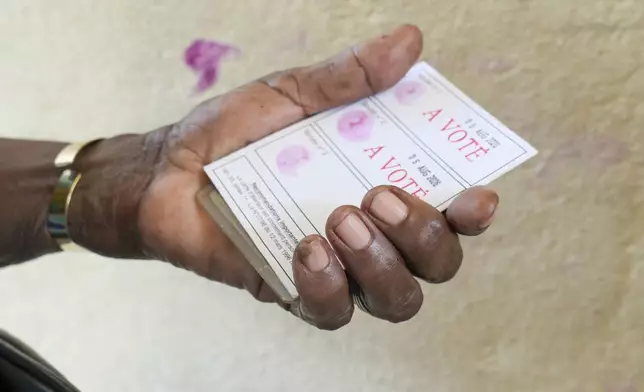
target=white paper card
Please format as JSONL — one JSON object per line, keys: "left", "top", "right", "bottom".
{"left": 204, "top": 62, "right": 537, "bottom": 297}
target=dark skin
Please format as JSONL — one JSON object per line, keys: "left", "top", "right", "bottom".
{"left": 0, "top": 25, "right": 498, "bottom": 330}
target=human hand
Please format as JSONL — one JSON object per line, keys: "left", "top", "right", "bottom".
{"left": 69, "top": 24, "right": 499, "bottom": 329}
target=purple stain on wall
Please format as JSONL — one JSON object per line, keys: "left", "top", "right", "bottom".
{"left": 185, "top": 39, "right": 240, "bottom": 93}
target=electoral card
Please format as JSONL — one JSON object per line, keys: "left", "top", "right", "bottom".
{"left": 202, "top": 61, "right": 538, "bottom": 301}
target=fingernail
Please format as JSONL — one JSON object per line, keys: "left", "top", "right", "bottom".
{"left": 479, "top": 204, "right": 497, "bottom": 228}
{"left": 299, "top": 239, "right": 329, "bottom": 272}
{"left": 369, "top": 191, "right": 408, "bottom": 225}
{"left": 335, "top": 213, "right": 372, "bottom": 250}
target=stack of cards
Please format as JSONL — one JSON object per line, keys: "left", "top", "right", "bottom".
{"left": 199, "top": 62, "right": 537, "bottom": 303}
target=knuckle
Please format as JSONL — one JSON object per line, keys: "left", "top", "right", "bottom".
{"left": 314, "top": 304, "right": 354, "bottom": 331}
{"left": 311, "top": 74, "right": 335, "bottom": 110}
{"left": 296, "top": 288, "right": 354, "bottom": 330}
{"left": 384, "top": 286, "right": 423, "bottom": 323}
{"left": 283, "top": 71, "right": 305, "bottom": 103}
{"left": 261, "top": 71, "right": 313, "bottom": 114}
{"left": 350, "top": 47, "right": 377, "bottom": 94}
{"left": 420, "top": 246, "right": 463, "bottom": 283}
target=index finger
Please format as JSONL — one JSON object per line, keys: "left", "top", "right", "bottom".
{"left": 188, "top": 24, "right": 424, "bottom": 160}
{"left": 177, "top": 25, "right": 423, "bottom": 163}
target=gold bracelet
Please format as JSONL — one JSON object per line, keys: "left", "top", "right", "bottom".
{"left": 47, "top": 139, "right": 103, "bottom": 251}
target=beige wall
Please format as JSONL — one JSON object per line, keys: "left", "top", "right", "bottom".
{"left": 1, "top": 1, "right": 643, "bottom": 391}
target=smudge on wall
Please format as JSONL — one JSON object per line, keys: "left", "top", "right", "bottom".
{"left": 535, "top": 134, "right": 630, "bottom": 180}
{"left": 184, "top": 39, "right": 241, "bottom": 93}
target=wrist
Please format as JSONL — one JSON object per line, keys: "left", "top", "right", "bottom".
{"left": 0, "top": 139, "right": 66, "bottom": 265}
{"left": 66, "top": 127, "right": 170, "bottom": 258}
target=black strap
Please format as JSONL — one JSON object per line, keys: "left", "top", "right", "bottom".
{"left": 0, "top": 330, "right": 79, "bottom": 392}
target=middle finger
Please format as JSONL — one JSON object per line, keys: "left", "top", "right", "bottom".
{"left": 325, "top": 207, "right": 423, "bottom": 323}
{"left": 361, "top": 186, "right": 463, "bottom": 283}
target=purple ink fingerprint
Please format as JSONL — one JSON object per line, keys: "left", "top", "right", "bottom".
{"left": 184, "top": 39, "right": 241, "bottom": 93}
{"left": 337, "top": 109, "right": 375, "bottom": 142}
{"left": 276, "top": 145, "right": 311, "bottom": 176}
{"left": 394, "top": 80, "right": 426, "bottom": 105}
